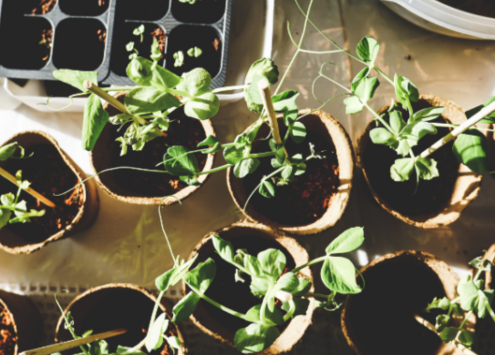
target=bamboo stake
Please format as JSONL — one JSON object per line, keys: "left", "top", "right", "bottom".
{"left": 19, "top": 329, "right": 127, "bottom": 355}
{"left": 414, "top": 315, "right": 477, "bottom": 355}
{"left": 257, "top": 78, "right": 288, "bottom": 157}
{"left": 0, "top": 167, "right": 56, "bottom": 208}
{"left": 419, "top": 100, "right": 495, "bottom": 159}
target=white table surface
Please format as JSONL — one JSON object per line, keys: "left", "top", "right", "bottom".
{"left": 0, "top": 0, "right": 494, "bottom": 291}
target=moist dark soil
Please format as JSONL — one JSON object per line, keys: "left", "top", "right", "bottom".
{"left": 59, "top": 0, "right": 109, "bottom": 16}
{"left": 363, "top": 99, "right": 459, "bottom": 217}
{"left": 52, "top": 19, "right": 106, "bottom": 71}
{"left": 60, "top": 289, "right": 177, "bottom": 355}
{"left": 31, "top": 0, "right": 56, "bottom": 14}
{"left": 0, "top": 306, "right": 16, "bottom": 355}
{"left": 172, "top": 0, "right": 226, "bottom": 24}
{"left": 104, "top": 105, "right": 207, "bottom": 197}
{"left": 40, "top": 28, "right": 52, "bottom": 62}
{"left": 192, "top": 234, "right": 296, "bottom": 332}
{"left": 165, "top": 25, "right": 222, "bottom": 79}
{"left": 437, "top": 0, "right": 495, "bottom": 18}
{"left": 111, "top": 23, "right": 166, "bottom": 77}
{"left": 242, "top": 117, "right": 340, "bottom": 226}
{"left": 0, "top": 144, "right": 83, "bottom": 242}
{"left": 116, "top": 0, "right": 169, "bottom": 21}
{"left": 347, "top": 253, "right": 446, "bottom": 355}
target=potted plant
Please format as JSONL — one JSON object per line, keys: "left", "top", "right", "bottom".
{"left": 54, "top": 283, "right": 186, "bottom": 355}
{"left": 341, "top": 250, "right": 472, "bottom": 355}
{"left": 0, "top": 289, "right": 43, "bottom": 355}
{"left": 0, "top": 131, "right": 99, "bottom": 254}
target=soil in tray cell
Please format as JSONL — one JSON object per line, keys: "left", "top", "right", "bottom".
{"left": 348, "top": 254, "right": 446, "bottom": 355}
{"left": 363, "top": 99, "right": 459, "bottom": 217}
{"left": 194, "top": 234, "right": 296, "bottom": 333}
{"left": 242, "top": 117, "right": 340, "bottom": 227}
{"left": 437, "top": 0, "right": 495, "bottom": 18}
{"left": 59, "top": 0, "right": 109, "bottom": 16}
{"left": 116, "top": 0, "right": 169, "bottom": 21}
{"left": 171, "top": 0, "right": 226, "bottom": 24}
{"left": 103, "top": 105, "right": 207, "bottom": 197}
{"left": 0, "top": 144, "right": 84, "bottom": 242}
{"left": 0, "top": 306, "right": 16, "bottom": 355}
{"left": 165, "top": 25, "right": 222, "bottom": 79}
{"left": 111, "top": 23, "right": 166, "bottom": 77}
{"left": 52, "top": 18, "right": 106, "bottom": 71}
{"left": 0, "top": 17, "right": 52, "bottom": 70}
{"left": 30, "top": 0, "right": 57, "bottom": 15}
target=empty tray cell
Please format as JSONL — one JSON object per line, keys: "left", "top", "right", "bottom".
{"left": 0, "top": 17, "right": 53, "bottom": 70}
{"left": 165, "top": 25, "right": 222, "bottom": 78}
{"left": 53, "top": 18, "right": 106, "bottom": 71}
{"left": 115, "top": 0, "right": 169, "bottom": 21}
{"left": 60, "top": 0, "right": 109, "bottom": 16}
{"left": 171, "top": 0, "right": 226, "bottom": 24}
{"left": 111, "top": 23, "right": 166, "bottom": 77}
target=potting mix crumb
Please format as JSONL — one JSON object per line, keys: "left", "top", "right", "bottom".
{"left": 0, "top": 307, "right": 16, "bottom": 355}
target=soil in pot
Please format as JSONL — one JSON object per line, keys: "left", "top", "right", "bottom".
{"left": 111, "top": 23, "right": 166, "bottom": 77}
{"left": 0, "top": 144, "right": 84, "bottom": 242}
{"left": 191, "top": 233, "right": 296, "bottom": 333}
{"left": 362, "top": 99, "right": 459, "bottom": 216}
{"left": 242, "top": 116, "right": 340, "bottom": 226}
{"left": 30, "top": 0, "right": 57, "bottom": 15}
{"left": 0, "top": 17, "right": 52, "bottom": 70}
{"left": 52, "top": 18, "right": 106, "bottom": 71}
{"left": 57, "top": 288, "right": 177, "bottom": 355}
{"left": 165, "top": 25, "right": 222, "bottom": 79}
{"left": 0, "top": 305, "right": 16, "bottom": 355}
{"left": 347, "top": 253, "right": 447, "bottom": 355}
{"left": 116, "top": 0, "right": 169, "bottom": 21}
{"left": 437, "top": 0, "right": 495, "bottom": 18}
{"left": 59, "top": 0, "right": 109, "bottom": 16}
{"left": 171, "top": 0, "right": 226, "bottom": 24}
{"left": 102, "top": 103, "right": 207, "bottom": 198}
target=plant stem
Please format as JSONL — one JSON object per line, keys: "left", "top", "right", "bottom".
{"left": 249, "top": 151, "right": 276, "bottom": 159}
{"left": 195, "top": 163, "right": 232, "bottom": 176}
{"left": 0, "top": 167, "right": 56, "bottom": 208}
{"left": 243, "top": 167, "right": 285, "bottom": 211}
{"left": 302, "top": 292, "right": 333, "bottom": 299}
{"left": 459, "top": 311, "right": 473, "bottom": 330}
{"left": 419, "top": 100, "right": 495, "bottom": 159}
{"left": 292, "top": 256, "right": 326, "bottom": 274}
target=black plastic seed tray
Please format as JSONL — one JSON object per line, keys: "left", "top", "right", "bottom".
{"left": 0, "top": 0, "right": 232, "bottom": 88}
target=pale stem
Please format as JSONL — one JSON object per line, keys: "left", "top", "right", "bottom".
{"left": 0, "top": 167, "right": 56, "bottom": 208}
{"left": 419, "top": 100, "right": 495, "bottom": 159}
{"left": 414, "top": 314, "right": 477, "bottom": 355}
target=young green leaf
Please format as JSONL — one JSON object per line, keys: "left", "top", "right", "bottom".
{"left": 351, "top": 67, "right": 371, "bottom": 92}
{"left": 369, "top": 127, "right": 398, "bottom": 146}
{"left": 290, "top": 122, "right": 307, "bottom": 144}
{"left": 0, "top": 142, "right": 20, "bottom": 161}
{"left": 163, "top": 145, "right": 199, "bottom": 176}
{"left": 435, "top": 314, "right": 450, "bottom": 331}
{"left": 246, "top": 74, "right": 267, "bottom": 106}
{"left": 259, "top": 180, "right": 275, "bottom": 198}
{"left": 145, "top": 313, "right": 168, "bottom": 352}
{"left": 173, "top": 51, "right": 185, "bottom": 67}
{"left": 198, "top": 135, "right": 221, "bottom": 154}
{"left": 356, "top": 36, "right": 380, "bottom": 65}
{"left": 166, "top": 336, "right": 181, "bottom": 350}
{"left": 245, "top": 58, "right": 279, "bottom": 86}
{"left": 124, "top": 87, "right": 181, "bottom": 114}
{"left": 184, "top": 92, "right": 220, "bottom": 120}
{"left": 52, "top": 69, "right": 98, "bottom": 92}
{"left": 325, "top": 227, "right": 364, "bottom": 255}
{"left": 212, "top": 235, "right": 235, "bottom": 263}
{"left": 155, "top": 255, "right": 198, "bottom": 292}
{"left": 150, "top": 38, "right": 162, "bottom": 63}
{"left": 258, "top": 249, "right": 286, "bottom": 279}
{"left": 127, "top": 57, "right": 182, "bottom": 90}
{"left": 390, "top": 110, "right": 406, "bottom": 134}
{"left": 466, "top": 96, "right": 495, "bottom": 123}
{"left": 439, "top": 327, "right": 458, "bottom": 343}
{"left": 245, "top": 304, "right": 262, "bottom": 322}
{"left": 415, "top": 157, "right": 439, "bottom": 180}
{"left": 411, "top": 106, "right": 445, "bottom": 123}
{"left": 187, "top": 46, "right": 202, "bottom": 58}
{"left": 184, "top": 258, "right": 216, "bottom": 293}
{"left": 458, "top": 329, "right": 475, "bottom": 347}
{"left": 452, "top": 129, "right": 490, "bottom": 174}
{"left": 82, "top": 94, "right": 109, "bottom": 151}
{"left": 344, "top": 77, "right": 380, "bottom": 114}
{"left": 321, "top": 257, "right": 361, "bottom": 294}
{"left": 234, "top": 324, "right": 280, "bottom": 354}
{"left": 457, "top": 275, "right": 479, "bottom": 311}
{"left": 390, "top": 158, "right": 415, "bottom": 182}
{"left": 272, "top": 90, "right": 299, "bottom": 125}
{"left": 282, "top": 298, "right": 310, "bottom": 318}
{"left": 234, "top": 158, "right": 260, "bottom": 178}
{"left": 172, "top": 292, "right": 200, "bottom": 322}
{"left": 177, "top": 68, "right": 211, "bottom": 97}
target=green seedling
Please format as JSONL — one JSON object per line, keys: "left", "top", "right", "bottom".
{"left": 133, "top": 24, "right": 145, "bottom": 43}
{"left": 178, "top": 0, "right": 197, "bottom": 4}
{"left": 173, "top": 51, "right": 185, "bottom": 67}
{"left": 187, "top": 47, "right": 202, "bottom": 58}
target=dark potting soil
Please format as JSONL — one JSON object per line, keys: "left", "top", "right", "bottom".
{"left": 172, "top": 0, "right": 226, "bottom": 24}
{"left": 71, "top": 289, "right": 177, "bottom": 355}
{"left": 59, "top": 0, "right": 109, "bottom": 16}
{"left": 106, "top": 108, "right": 207, "bottom": 197}
{"left": 0, "top": 306, "right": 16, "bottom": 355}
{"left": 242, "top": 118, "right": 340, "bottom": 226}
{"left": 165, "top": 25, "right": 222, "bottom": 79}
{"left": 363, "top": 100, "right": 459, "bottom": 217}
{"left": 348, "top": 253, "right": 446, "bottom": 355}
{"left": 196, "top": 234, "right": 296, "bottom": 332}
{"left": 0, "top": 144, "right": 83, "bottom": 242}
{"left": 31, "top": 0, "right": 56, "bottom": 15}
{"left": 437, "top": 0, "right": 495, "bottom": 18}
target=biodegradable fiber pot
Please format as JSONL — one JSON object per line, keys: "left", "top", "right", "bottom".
{"left": 183, "top": 221, "right": 315, "bottom": 354}
{"left": 341, "top": 250, "right": 475, "bottom": 355}
{"left": 0, "top": 289, "right": 43, "bottom": 355}
{"left": 227, "top": 109, "right": 354, "bottom": 235}
{"left": 91, "top": 92, "right": 216, "bottom": 205}
{"left": 357, "top": 94, "right": 482, "bottom": 228}
{"left": 55, "top": 283, "right": 186, "bottom": 355}
{"left": 0, "top": 131, "right": 99, "bottom": 254}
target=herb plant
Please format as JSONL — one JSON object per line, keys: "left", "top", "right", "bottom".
{"left": 420, "top": 253, "right": 495, "bottom": 354}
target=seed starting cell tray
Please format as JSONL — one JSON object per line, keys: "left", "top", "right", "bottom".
{"left": 0, "top": 0, "right": 232, "bottom": 88}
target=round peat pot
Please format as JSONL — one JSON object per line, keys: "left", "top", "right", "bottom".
{"left": 91, "top": 92, "right": 216, "bottom": 205}
{"left": 341, "top": 250, "right": 474, "bottom": 355}
{"left": 0, "top": 289, "right": 43, "bottom": 355}
{"left": 357, "top": 94, "right": 482, "bottom": 228}
{"left": 0, "top": 131, "right": 99, "bottom": 254}
{"left": 228, "top": 109, "right": 354, "bottom": 235}
{"left": 55, "top": 283, "right": 186, "bottom": 355}
{"left": 183, "top": 222, "right": 315, "bottom": 354}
